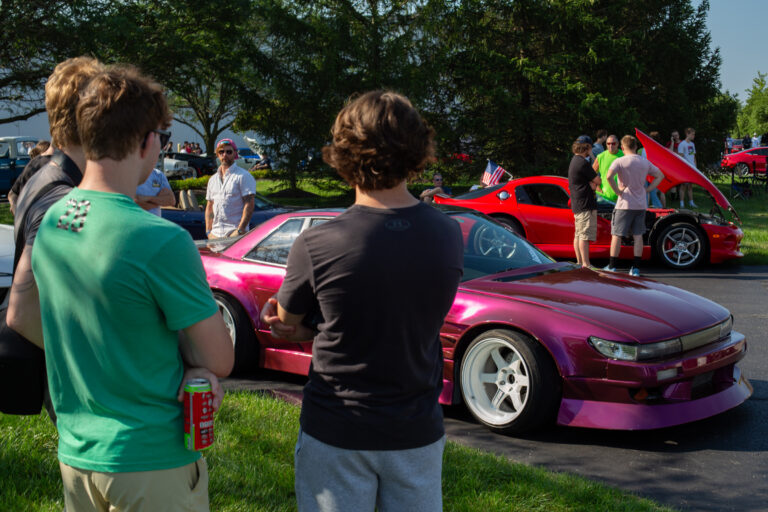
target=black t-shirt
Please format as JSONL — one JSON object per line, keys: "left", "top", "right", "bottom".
{"left": 278, "top": 202, "right": 464, "bottom": 450}
{"left": 10, "top": 154, "right": 53, "bottom": 198}
{"left": 568, "top": 154, "right": 598, "bottom": 213}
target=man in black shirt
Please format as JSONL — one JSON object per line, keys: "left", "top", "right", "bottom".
{"left": 568, "top": 135, "right": 601, "bottom": 268}
{"left": 262, "top": 91, "right": 463, "bottom": 512}
{"left": 5, "top": 57, "right": 104, "bottom": 420}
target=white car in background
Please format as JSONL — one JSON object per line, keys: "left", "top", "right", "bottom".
{"left": 0, "top": 224, "right": 14, "bottom": 309}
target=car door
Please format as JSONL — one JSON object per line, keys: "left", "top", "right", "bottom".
{"left": 513, "top": 183, "right": 575, "bottom": 257}
{"left": 753, "top": 148, "right": 768, "bottom": 172}
{"left": 241, "top": 216, "right": 330, "bottom": 353}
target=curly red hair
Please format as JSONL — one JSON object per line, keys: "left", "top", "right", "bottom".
{"left": 322, "top": 90, "right": 435, "bottom": 191}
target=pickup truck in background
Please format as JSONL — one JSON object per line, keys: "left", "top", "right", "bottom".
{"left": 0, "top": 136, "right": 39, "bottom": 193}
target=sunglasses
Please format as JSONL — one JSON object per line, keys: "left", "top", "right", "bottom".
{"left": 606, "top": 142, "right": 618, "bottom": 146}
{"left": 141, "top": 129, "right": 172, "bottom": 150}
{"left": 154, "top": 129, "right": 171, "bottom": 148}
{"left": 217, "top": 149, "right": 234, "bottom": 156}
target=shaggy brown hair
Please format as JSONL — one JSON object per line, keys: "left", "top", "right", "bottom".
{"left": 572, "top": 141, "right": 592, "bottom": 155}
{"left": 322, "top": 90, "right": 435, "bottom": 191}
{"left": 45, "top": 57, "right": 105, "bottom": 148}
{"left": 76, "top": 66, "right": 171, "bottom": 161}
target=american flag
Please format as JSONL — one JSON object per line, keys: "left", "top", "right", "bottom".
{"left": 481, "top": 160, "right": 507, "bottom": 186}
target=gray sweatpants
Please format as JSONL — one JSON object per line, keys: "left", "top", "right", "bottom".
{"left": 294, "top": 429, "right": 445, "bottom": 512}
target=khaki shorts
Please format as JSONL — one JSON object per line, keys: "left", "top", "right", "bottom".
{"left": 573, "top": 210, "right": 597, "bottom": 241}
{"left": 59, "top": 458, "right": 208, "bottom": 512}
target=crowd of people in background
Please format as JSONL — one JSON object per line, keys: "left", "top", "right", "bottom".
{"left": 179, "top": 141, "right": 203, "bottom": 154}
{"left": 724, "top": 133, "right": 768, "bottom": 153}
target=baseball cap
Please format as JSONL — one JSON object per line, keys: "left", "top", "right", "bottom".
{"left": 576, "top": 135, "right": 593, "bottom": 145}
{"left": 215, "top": 138, "right": 238, "bottom": 155}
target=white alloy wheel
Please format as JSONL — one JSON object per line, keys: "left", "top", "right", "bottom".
{"left": 461, "top": 335, "right": 530, "bottom": 426}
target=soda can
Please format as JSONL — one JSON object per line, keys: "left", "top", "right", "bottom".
{"left": 184, "top": 378, "right": 214, "bottom": 451}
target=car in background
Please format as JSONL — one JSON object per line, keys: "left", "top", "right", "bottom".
{"left": 197, "top": 206, "right": 752, "bottom": 434}
{"left": 161, "top": 192, "right": 291, "bottom": 239}
{"left": 164, "top": 152, "right": 217, "bottom": 177}
{"left": 0, "top": 224, "right": 13, "bottom": 308}
{"left": 236, "top": 148, "right": 261, "bottom": 165}
{"left": 720, "top": 147, "right": 767, "bottom": 177}
{"left": 0, "top": 136, "right": 39, "bottom": 193}
{"left": 435, "top": 129, "right": 743, "bottom": 270}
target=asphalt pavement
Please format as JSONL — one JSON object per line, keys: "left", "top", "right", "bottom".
{"left": 223, "top": 263, "right": 768, "bottom": 512}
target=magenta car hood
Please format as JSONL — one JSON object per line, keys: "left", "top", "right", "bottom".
{"left": 463, "top": 265, "right": 728, "bottom": 342}
{"left": 636, "top": 129, "right": 737, "bottom": 218}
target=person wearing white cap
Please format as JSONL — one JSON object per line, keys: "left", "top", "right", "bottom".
{"left": 205, "top": 138, "right": 257, "bottom": 238}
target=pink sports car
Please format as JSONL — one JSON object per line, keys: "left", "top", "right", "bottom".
{"left": 199, "top": 207, "right": 752, "bottom": 434}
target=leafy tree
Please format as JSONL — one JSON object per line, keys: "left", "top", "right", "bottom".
{"left": 0, "top": 0, "right": 106, "bottom": 124}
{"left": 234, "top": 0, "right": 435, "bottom": 190}
{"left": 108, "top": 0, "right": 260, "bottom": 154}
{"left": 736, "top": 72, "right": 768, "bottom": 139}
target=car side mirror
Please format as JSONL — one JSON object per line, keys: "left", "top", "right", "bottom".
{"left": 497, "top": 191, "right": 510, "bottom": 201}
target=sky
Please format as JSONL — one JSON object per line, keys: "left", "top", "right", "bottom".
{"left": 8, "top": 0, "right": 768, "bottom": 148}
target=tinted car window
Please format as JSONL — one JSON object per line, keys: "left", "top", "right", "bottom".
{"left": 517, "top": 184, "right": 570, "bottom": 208}
{"left": 0, "top": 143, "right": 8, "bottom": 159}
{"left": 448, "top": 211, "right": 553, "bottom": 281}
{"left": 245, "top": 218, "right": 304, "bottom": 265}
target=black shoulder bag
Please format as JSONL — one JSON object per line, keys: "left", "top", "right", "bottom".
{"left": 0, "top": 179, "right": 69, "bottom": 414}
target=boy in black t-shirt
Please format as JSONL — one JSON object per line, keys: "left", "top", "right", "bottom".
{"left": 262, "top": 91, "right": 463, "bottom": 512}
{"left": 568, "top": 135, "right": 601, "bottom": 268}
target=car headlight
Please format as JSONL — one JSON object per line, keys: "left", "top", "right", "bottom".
{"left": 589, "top": 336, "right": 682, "bottom": 361}
{"left": 719, "top": 316, "right": 732, "bottom": 339}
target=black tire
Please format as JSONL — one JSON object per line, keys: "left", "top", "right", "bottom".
{"left": 654, "top": 222, "right": 707, "bottom": 269}
{"left": 735, "top": 162, "right": 750, "bottom": 177}
{"left": 213, "top": 292, "right": 258, "bottom": 375}
{"left": 492, "top": 215, "right": 525, "bottom": 238}
{"left": 459, "top": 329, "right": 560, "bottom": 435}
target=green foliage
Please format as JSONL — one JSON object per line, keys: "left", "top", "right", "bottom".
{"left": 107, "top": 0, "right": 261, "bottom": 154}
{"left": 0, "top": 0, "right": 739, "bottom": 184}
{"left": 169, "top": 175, "right": 209, "bottom": 191}
{"left": 0, "top": 393, "right": 674, "bottom": 511}
{"left": 736, "top": 72, "right": 768, "bottom": 139}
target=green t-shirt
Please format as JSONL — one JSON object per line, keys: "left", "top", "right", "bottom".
{"left": 595, "top": 150, "right": 624, "bottom": 202}
{"left": 32, "top": 188, "right": 218, "bottom": 472}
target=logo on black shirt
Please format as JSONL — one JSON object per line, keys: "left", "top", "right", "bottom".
{"left": 385, "top": 219, "right": 411, "bottom": 231}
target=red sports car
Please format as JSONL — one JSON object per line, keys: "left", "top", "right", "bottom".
{"left": 198, "top": 207, "right": 751, "bottom": 434}
{"left": 435, "top": 130, "right": 743, "bottom": 269}
{"left": 720, "top": 146, "right": 768, "bottom": 176}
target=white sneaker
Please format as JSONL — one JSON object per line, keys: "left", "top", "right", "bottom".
{"left": 689, "top": 201, "right": 698, "bottom": 208}
{"left": 680, "top": 201, "right": 685, "bottom": 208}
{"left": 603, "top": 264, "right": 617, "bottom": 272}
{"left": 629, "top": 267, "right": 640, "bottom": 277}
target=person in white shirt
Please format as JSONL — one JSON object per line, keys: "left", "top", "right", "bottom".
{"left": 205, "top": 138, "right": 256, "bottom": 238}
{"left": 676, "top": 127, "right": 697, "bottom": 209}
{"left": 135, "top": 168, "right": 175, "bottom": 216}
{"left": 752, "top": 133, "right": 761, "bottom": 149}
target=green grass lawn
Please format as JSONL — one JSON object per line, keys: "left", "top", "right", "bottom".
{"left": 0, "top": 392, "right": 675, "bottom": 512}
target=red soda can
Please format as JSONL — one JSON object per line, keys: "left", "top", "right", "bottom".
{"left": 184, "top": 378, "right": 214, "bottom": 450}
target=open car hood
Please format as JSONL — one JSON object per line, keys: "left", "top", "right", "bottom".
{"left": 636, "top": 129, "right": 738, "bottom": 220}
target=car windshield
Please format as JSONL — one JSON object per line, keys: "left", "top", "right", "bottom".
{"left": 253, "top": 192, "right": 276, "bottom": 209}
{"left": 446, "top": 210, "right": 554, "bottom": 282}
{"left": 453, "top": 183, "right": 506, "bottom": 200}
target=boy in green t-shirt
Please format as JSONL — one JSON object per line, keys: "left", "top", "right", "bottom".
{"left": 592, "top": 134, "right": 624, "bottom": 202}
{"left": 30, "top": 64, "right": 233, "bottom": 511}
